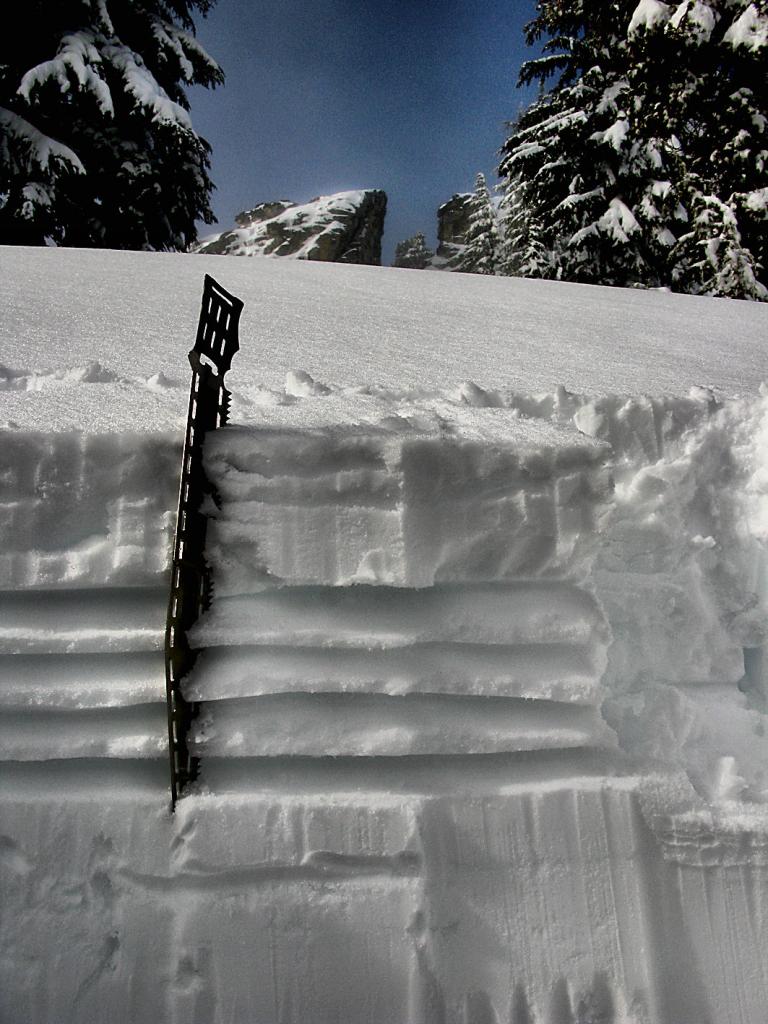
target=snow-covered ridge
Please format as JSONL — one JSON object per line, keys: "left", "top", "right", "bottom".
{"left": 191, "top": 189, "right": 387, "bottom": 265}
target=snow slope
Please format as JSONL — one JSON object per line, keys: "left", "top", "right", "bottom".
{"left": 1, "top": 246, "right": 768, "bottom": 1023}
{"left": 1, "top": 246, "right": 767, "bottom": 433}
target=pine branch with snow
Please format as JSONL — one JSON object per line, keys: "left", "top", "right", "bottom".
{"left": 674, "top": 187, "right": 768, "bottom": 300}
{"left": 459, "top": 173, "right": 501, "bottom": 275}
{"left": 0, "top": 0, "right": 222, "bottom": 249}
{"left": 393, "top": 232, "right": 434, "bottom": 270}
{"left": 499, "top": 0, "right": 768, "bottom": 299}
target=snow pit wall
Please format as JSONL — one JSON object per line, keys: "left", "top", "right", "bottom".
{"left": 2, "top": 383, "right": 768, "bottom": 1023}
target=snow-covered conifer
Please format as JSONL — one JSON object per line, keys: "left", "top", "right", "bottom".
{"left": 0, "top": 0, "right": 222, "bottom": 249}
{"left": 499, "top": 0, "right": 767, "bottom": 299}
{"left": 460, "top": 172, "right": 501, "bottom": 275}
{"left": 673, "top": 186, "right": 768, "bottom": 300}
{"left": 393, "top": 232, "right": 434, "bottom": 269}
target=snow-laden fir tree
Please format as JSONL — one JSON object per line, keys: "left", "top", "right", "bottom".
{"left": 460, "top": 172, "right": 501, "bottom": 274}
{"left": 499, "top": 0, "right": 768, "bottom": 299}
{"left": 393, "top": 232, "right": 434, "bottom": 269}
{"left": 0, "top": 0, "right": 222, "bottom": 249}
{"left": 497, "top": 155, "right": 554, "bottom": 278}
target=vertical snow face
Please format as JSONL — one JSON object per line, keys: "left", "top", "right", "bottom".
{"left": 201, "top": 413, "right": 611, "bottom": 591}
{"left": 181, "top": 387, "right": 768, "bottom": 1021}
{"left": 2, "top": 384, "right": 768, "bottom": 1023}
{"left": 0, "top": 430, "right": 179, "bottom": 589}
{"left": 587, "top": 391, "right": 768, "bottom": 804}
{"left": 190, "top": 409, "right": 616, "bottom": 760}
{"left": 0, "top": 430, "right": 179, "bottom": 765}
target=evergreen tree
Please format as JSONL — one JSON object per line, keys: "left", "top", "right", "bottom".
{"left": 393, "top": 232, "right": 434, "bottom": 269}
{"left": 0, "top": 0, "right": 222, "bottom": 249}
{"left": 499, "top": 0, "right": 768, "bottom": 299}
{"left": 460, "top": 172, "right": 501, "bottom": 274}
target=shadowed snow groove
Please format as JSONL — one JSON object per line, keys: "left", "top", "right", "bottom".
{"left": 188, "top": 581, "right": 613, "bottom": 768}
{"left": 183, "top": 641, "right": 601, "bottom": 703}
{"left": 197, "top": 750, "right": 632, "bottom": 796}
{"left": 0, "top": 587, "right": 167, "bottom": 764}
{"left": 0, "top": 587, "right": 167, "bottom": 654}
{"left": 120, "top": 851, "right": 422, "bottom": 893}
{"left": 189, "top": 693, "right": 614, "bottom": 758}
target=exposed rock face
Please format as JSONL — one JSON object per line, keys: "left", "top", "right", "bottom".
{"left": 433, "top": 192, "right": 473, "bottom": 269}
{"left": 437, "top": 193, "right": 474, "bottom": 247}
{"left": 192, "top": 191, "right": 387, "bottom": 265}
{"left": 393, "top": 193, "right": 473, "bottom": 271}
{"left": 234, "top": 201, "right": 295, "bottom": 226}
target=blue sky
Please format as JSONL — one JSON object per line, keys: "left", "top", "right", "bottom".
{"left": 188, "top": 0, "right": 538, "bottom": 263}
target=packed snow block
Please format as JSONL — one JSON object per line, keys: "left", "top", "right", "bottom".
{"left": 201, "top": 417, "right": 612, "bottom": 590}
{"left": 173, "top": 881, "right": 419, "bottom": 1024}
{"left": 0, "top": 430, "right": 179, "bottom": 589}
{"left": 630, "top": 780, "right": 768, "bottom": 1022}
{"left": 415, "top": 784, "right": 672, "bottom": 1024}
{"left": 670, "top": 864, "right": 768, "bottom": 1021}
{"left": 0, "top": 794, "right": 174, "bottom": 1024}
{"left": 0, "top": 586, "right": 168, "bottom": 761}
{"left": 188, "top": 693, "right": 615, "bottom": 758}
{"left": 0, "top": 787, "right": 420, "bottom": 1024}
{"left": 186, "top": 584, "right": 613, "bottom": 754}
{"left": 4, "top": 777, "right": 766, "bottom": 1024}
{"left": 190, "top": 416, "right": 615, "bottom": 758}
{"left": 172, "top": 793, "right": 420, "bottom": 873}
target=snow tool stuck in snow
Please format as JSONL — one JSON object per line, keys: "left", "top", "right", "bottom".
{"left": 165, "top": 274, "right": 244, "bottom": 808}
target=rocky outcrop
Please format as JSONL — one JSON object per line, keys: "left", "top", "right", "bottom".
{"left": 393, "top": 193, "right": 474, "bottom": 271}
{"left": 432, "top": 192, "right": 473, "bottom": 269}
{"left": 234, "top": 200, "right": 295, "bottom": 226}
{"left": 192, "top": 190, "right": 387, "bottom": 265}
{"left": 437, "top": 193, "right": 474, "bottom": 247}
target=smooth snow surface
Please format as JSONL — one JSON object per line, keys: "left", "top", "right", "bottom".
{"left": 1, "top": 246, "right": 767, "bottom": 433}
{"left": 2, "top": 247, "right": 768, "bottom": 1023}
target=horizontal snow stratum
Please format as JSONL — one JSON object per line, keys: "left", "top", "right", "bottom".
{"left": 1, "top": 247, "right": 768, "bottom": 1024}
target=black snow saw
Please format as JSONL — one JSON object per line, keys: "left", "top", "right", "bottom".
{"left": 165, "top": 274, "right": 244, "bottom": 808}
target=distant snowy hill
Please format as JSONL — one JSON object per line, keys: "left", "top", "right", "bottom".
{"left": 191, "top": 189, "right": 387, "bottom": 265}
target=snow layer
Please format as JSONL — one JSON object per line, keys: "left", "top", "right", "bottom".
{"left": 2, "top": 248, "right": 768, "bottom": 1022}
